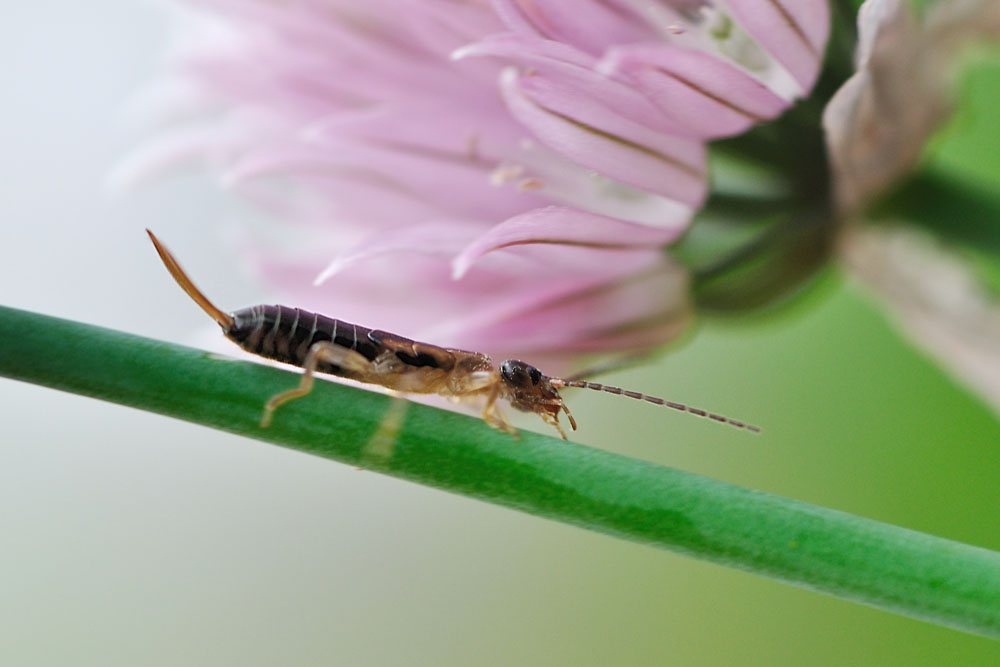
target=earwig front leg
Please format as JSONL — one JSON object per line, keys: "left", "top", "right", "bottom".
{"left": 540, "top": 412, "right": 569, "bottom": 440}
{"left": 261, "top": 341, "right": 371, "bottom": 427}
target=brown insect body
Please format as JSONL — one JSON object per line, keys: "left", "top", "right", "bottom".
{"left": 147, "top": 230, "right": 758, "bottom": 439}
{"left": 228, "top": 304, "right": 465, "bottom": 393}
{"left": 228, "top": 303, "right": 511, "bottom": 404}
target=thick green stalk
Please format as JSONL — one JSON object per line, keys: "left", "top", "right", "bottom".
{"left": 2, "top": 305, "right": 999, "bottom": 639}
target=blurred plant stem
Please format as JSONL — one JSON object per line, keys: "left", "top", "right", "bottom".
{"left": 869, "top": 167, "right": 1000, "bottom": 292}
{"left": 2, "top": 305, "right": 1000, "bottom": 639}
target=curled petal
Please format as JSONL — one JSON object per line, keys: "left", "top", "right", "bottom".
{"left": 447, "top": 252, "right": 692, "bottom": 356}
{"left": 451, "top": 205, "right": 684, "bottom": 278}
{"left": 500, "top": 68, "right": 707, "bottom": 207}
{"left": 454, "top": 33, "right": 691, "bottom": 135}
{"left": 316, "top": 222, "right": 480, "bottom": 285}
{"left": 726, "top": 0, "right": 830, "bottom": 92}
{"left": 599, "top": 44, "right": 790, "bottom": 138}
{"left": 490, "top": 140, "right": 694, "bottom": 226}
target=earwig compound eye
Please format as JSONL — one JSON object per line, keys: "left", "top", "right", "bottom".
{"left": 147, "top": 229, "right": 760, "bottom": 440}
{"left": 499, "top": 359, "right": 516, "bottom": 383}
{"left": 499, "top": 360, "right": 540, "bottom": 388}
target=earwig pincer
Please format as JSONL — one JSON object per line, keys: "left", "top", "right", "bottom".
{"left": 147, "top": 230, "right": 760, "bottom": 439}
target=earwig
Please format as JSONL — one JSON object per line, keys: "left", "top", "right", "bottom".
{"left": 147, "top": 230, "right": 760, "bottom": 439}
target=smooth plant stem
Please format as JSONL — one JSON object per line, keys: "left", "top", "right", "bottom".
{"left": 870, "top": 167, "right": 1000, "bottom": 256}
{"left": 2, "top": 305, "right": 1000, "bottom": 639}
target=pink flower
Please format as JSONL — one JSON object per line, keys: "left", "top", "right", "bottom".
{"left": 125, "top": 0, "right": 830, "bottom": 363}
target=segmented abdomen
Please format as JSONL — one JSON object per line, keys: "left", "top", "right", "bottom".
{"left": 226, "top": 304, "right": 380, "bottom": 376}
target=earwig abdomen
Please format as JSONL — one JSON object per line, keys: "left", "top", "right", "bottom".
{"left": 227, "top": 305, "right": 379, "bottom": 377}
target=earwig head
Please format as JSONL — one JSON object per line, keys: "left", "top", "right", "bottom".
{"left": 499, "top": 360, "right": 577, "bottom": 435}
{"left": 500, "top": 359, "right": 543, "bottom": 392}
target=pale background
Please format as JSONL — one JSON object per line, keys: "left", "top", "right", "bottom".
{"left": 3, "top": 2, "right": 1000, "bottom": 665}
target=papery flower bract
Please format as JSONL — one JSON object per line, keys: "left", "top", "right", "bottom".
{"left": 824, "top": 0, "right": 1000, "bottom": 216}
{"left": 826, "top": 0, "right": 1000, "bottom": 415}
{"left": 125, "top": 0, "right": 830, "bottom": 364}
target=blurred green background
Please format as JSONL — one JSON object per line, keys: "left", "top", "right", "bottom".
{"left": 1, "top": 5, "right": 999, "bottom": 666}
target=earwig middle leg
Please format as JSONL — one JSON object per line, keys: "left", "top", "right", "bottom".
{"left": 261, "top": 341, "right": 372, "bottom": 427}
{"left": 481, "top": 383, "right": 519, "bottom": 438}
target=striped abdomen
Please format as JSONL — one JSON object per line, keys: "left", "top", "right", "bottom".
{"left": 226, "top": 305, "right": 381, "bottom": 376}
{"left": 225, "top": 304, "right": 456, "bottom": 378}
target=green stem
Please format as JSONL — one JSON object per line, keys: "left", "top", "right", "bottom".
{"left": 2, "top": 305, "right": 1000, "bottom": 639}
{"left": 870, "top": 166, "right": 1000, "bottom": 256}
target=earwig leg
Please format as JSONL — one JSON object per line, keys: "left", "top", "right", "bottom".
{"left": 540, "top": 413, "right": 568, "bottom": 440}
{"left": 261, "top": 341, "right": 371, "bottom": 427}
{"left": 481, "top": 384, "right": 519, "bottom": 438}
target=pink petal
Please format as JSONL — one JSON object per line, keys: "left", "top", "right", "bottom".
{"left": 500, "top": 68, "right": 707, "bottom": 207}
{"left": 451, "top": 205, "right": 684, "bottom": 278}
{"left": 107, "top": 121, "right": 254, "bottom": 193}
{"left": 454, "top": 33, "right": 693, "bottom": 136}
{"left": 727, "top": 0, "right": 830, "bottom": 92}
{"left": 223, "top": 138, "right": 545, "bottom": 224}
{"left": 315, "top": 222, "right": 481, "bottom": 284}
{"left": 392, "top": 1, "right": 505, "bottom": 55}
{"left": 488, "top": 140, "right": 695, "bottom": 226}
{"left": 446, "top": 253, "right": 690, "bottom": 356}
{"left": 489, "top": 0, "right": 652, "bottom": 54}
{"left": 599, "top": 44, "right": 790, "bottom": 138}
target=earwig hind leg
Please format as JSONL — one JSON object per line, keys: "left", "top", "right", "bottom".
{"left": 260, "top": 341, "right": 371, "bottom": 427}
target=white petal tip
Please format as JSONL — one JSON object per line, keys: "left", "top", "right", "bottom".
{"left": 499, "top": 66, "right": 519, "bottom": 85}
{"left": 594, "top": 54, "right": 622, "bottom": 78}
{"left": 313, "top": 268, "right": 334, "bottom": 286}
{"left": 450, "top": 258, "right": 470, "bottom": 281}
{"left": 450, "top": 44, "right": 474, "bottom": 61}
{"left": 315, "top": 256, "right": 354, "bottom": 285}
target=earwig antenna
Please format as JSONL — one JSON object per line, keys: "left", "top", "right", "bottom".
{"left": 549, "top": 378, "right": 760, "bottom": 434}
{"left": 146, "top": 229, "right": 235, "bottom": 330}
